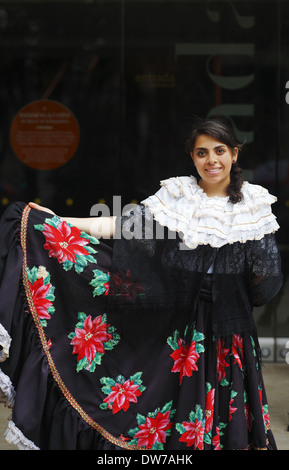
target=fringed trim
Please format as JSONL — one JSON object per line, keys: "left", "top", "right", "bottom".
{"left": 0, "top": 323, "right": 11, "bottom": 362}
{"left": 5, "top": 420, "right": 39, "bottom": 450}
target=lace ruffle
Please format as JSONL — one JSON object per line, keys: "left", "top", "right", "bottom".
{"left": 0, "top": 368, "right": 15, "bottom": 407}
{"left": 5, "top": 420, "right": 39, "bottom": 450}
{"left": 142, "top": 176, "right": 279, "bottom": 249}
{"left": 0, "top": 323, "right": 11, "bottom": 362}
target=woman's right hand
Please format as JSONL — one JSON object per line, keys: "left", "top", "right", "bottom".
{"left": 28, "top": 202, "right": 56, "bottom": 216}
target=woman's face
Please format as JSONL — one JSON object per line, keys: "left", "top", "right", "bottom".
{"left": 190, "top": 134, "right": 238, "bottom": 197}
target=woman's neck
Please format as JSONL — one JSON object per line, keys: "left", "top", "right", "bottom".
{"left": 198, "top": 179, "right": 228, "bottom": 198}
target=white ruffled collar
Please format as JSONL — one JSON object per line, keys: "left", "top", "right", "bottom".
{"left": 142, "top": 176, "right": 279, "bottom": 249}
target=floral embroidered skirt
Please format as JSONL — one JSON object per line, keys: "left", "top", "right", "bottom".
{"left": 0, "top": 203, "right": 277, "bottom": 450}
{"left": 163, "top": 278, "right": 277, "bottom": 451}
{"left": 99, "top": 277, "right": 277, "bottom": 451}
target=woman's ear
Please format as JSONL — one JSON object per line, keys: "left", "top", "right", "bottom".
{"left": 232, "top": 147, "right": 239, "bottom": 163}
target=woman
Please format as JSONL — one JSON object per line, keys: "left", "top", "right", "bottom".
{"left": 0, "top": 118, "right": 282, "bottom": 450}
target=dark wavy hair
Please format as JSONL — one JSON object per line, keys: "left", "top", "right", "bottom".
{"left": 186, "top": 118, "right": 244, "bottom": 204}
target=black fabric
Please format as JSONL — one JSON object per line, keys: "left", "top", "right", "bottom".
{"left": 0, "top": 202, "right": 282, "bottom": 450}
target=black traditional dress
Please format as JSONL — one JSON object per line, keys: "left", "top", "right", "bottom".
{"left": 0, "top": 176, "right": 282, "bottom": 450}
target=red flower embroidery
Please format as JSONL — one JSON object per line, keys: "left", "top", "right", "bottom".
{"left": 103, "top": 281, "right": 110, "bottom": 295}
{"left": 244, "top": 402, "right": 252, "bottom": 431}
{"left": 179, "top": 419, "right": 204, "bottom": 449}
{"left": 171, "top": 339, "right": 200, "bottom": 384}
{"left": 229, "top": 397, "right": 237, "bottom": 421}
{"left": 216, "top": 338, "right": 230, "bottom": 383}
{"left": 205, "top": 387, "right": 215, "bottom": 433}
{"left": 212, "top": 426, "right": 221, "bottom": 450}
{"left": 263, "top": 409, "right": 270, "bottom": 430}
{"left": 43, "top": 220, "right": 90, "bottom": 264}
{"left": 70, "top": 315, "right": 112, "bottom": 364}
{"left": 133, "top": 411, "right": 173, "bottom": 449}
{"left": 110, "top": 270, "right": 144, "bottom": 300}
{"left": 258, "top": 388, "right": 270, "bottom": 430}
{"left": 29, "top": 277, "right": 53, "bottom": 320}
{"left": 232, "top": 334, "right": 244, "bottom": 369}
{"left": 104, "top": 379, "right": 142, "bottom": 414}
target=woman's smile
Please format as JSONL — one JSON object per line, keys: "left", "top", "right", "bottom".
{"left": 205, "top": 167, "right": 222, "bottom": 174}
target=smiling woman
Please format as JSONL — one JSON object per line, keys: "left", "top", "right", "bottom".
{"left": 0, "top": 118, "right": 283, "bottom": 451}
{"left": 186, "top": 119, "right": 244, "bottom": 203}
{"left": 191, "top": 134, "right": 237, "bottom": 197}
{"left": 191, "top": 135, "right": 237, "bottom": 196}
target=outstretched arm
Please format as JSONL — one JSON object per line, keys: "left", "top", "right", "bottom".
{"left": 28, "top": 202, "right": 116, "bottom": 239}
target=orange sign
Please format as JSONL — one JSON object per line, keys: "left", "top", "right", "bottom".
{"left": 10, "top": 100, "right": 80, "bottom": 170}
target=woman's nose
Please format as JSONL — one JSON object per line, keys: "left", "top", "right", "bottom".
{"left": 207, "top": 152, "right": 217, "bottom": 164}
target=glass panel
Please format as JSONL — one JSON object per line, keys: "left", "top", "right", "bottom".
{"left": 0, "top": 0, "right": 288, "bottom": 360}
{"left": 254, "top": 0, "right": 289, "bottom": 361}
{"left": 0, "top": 1, "right": 122, "bottom": 216}
{"left": 123, "top": 1, "right": 264, "bottom": 199}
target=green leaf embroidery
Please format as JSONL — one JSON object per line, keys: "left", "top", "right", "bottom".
{"left": 161, "top": 400, "right": 174, "bottom": 414}
{"left": 90, "top": 269, "right": 110, "bottom": 297}
{"left": 136, "top": 413, "right": 146, "bottom": 426}
{"left": 34, "top": 223, "right": 44, "bottom": 232}
{"left": 176, "top": 423, "right": 186, "bottom": 435}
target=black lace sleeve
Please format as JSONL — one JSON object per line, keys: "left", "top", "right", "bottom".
{"left": 249, "top": 233, "right": 283, "bottom": 306}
